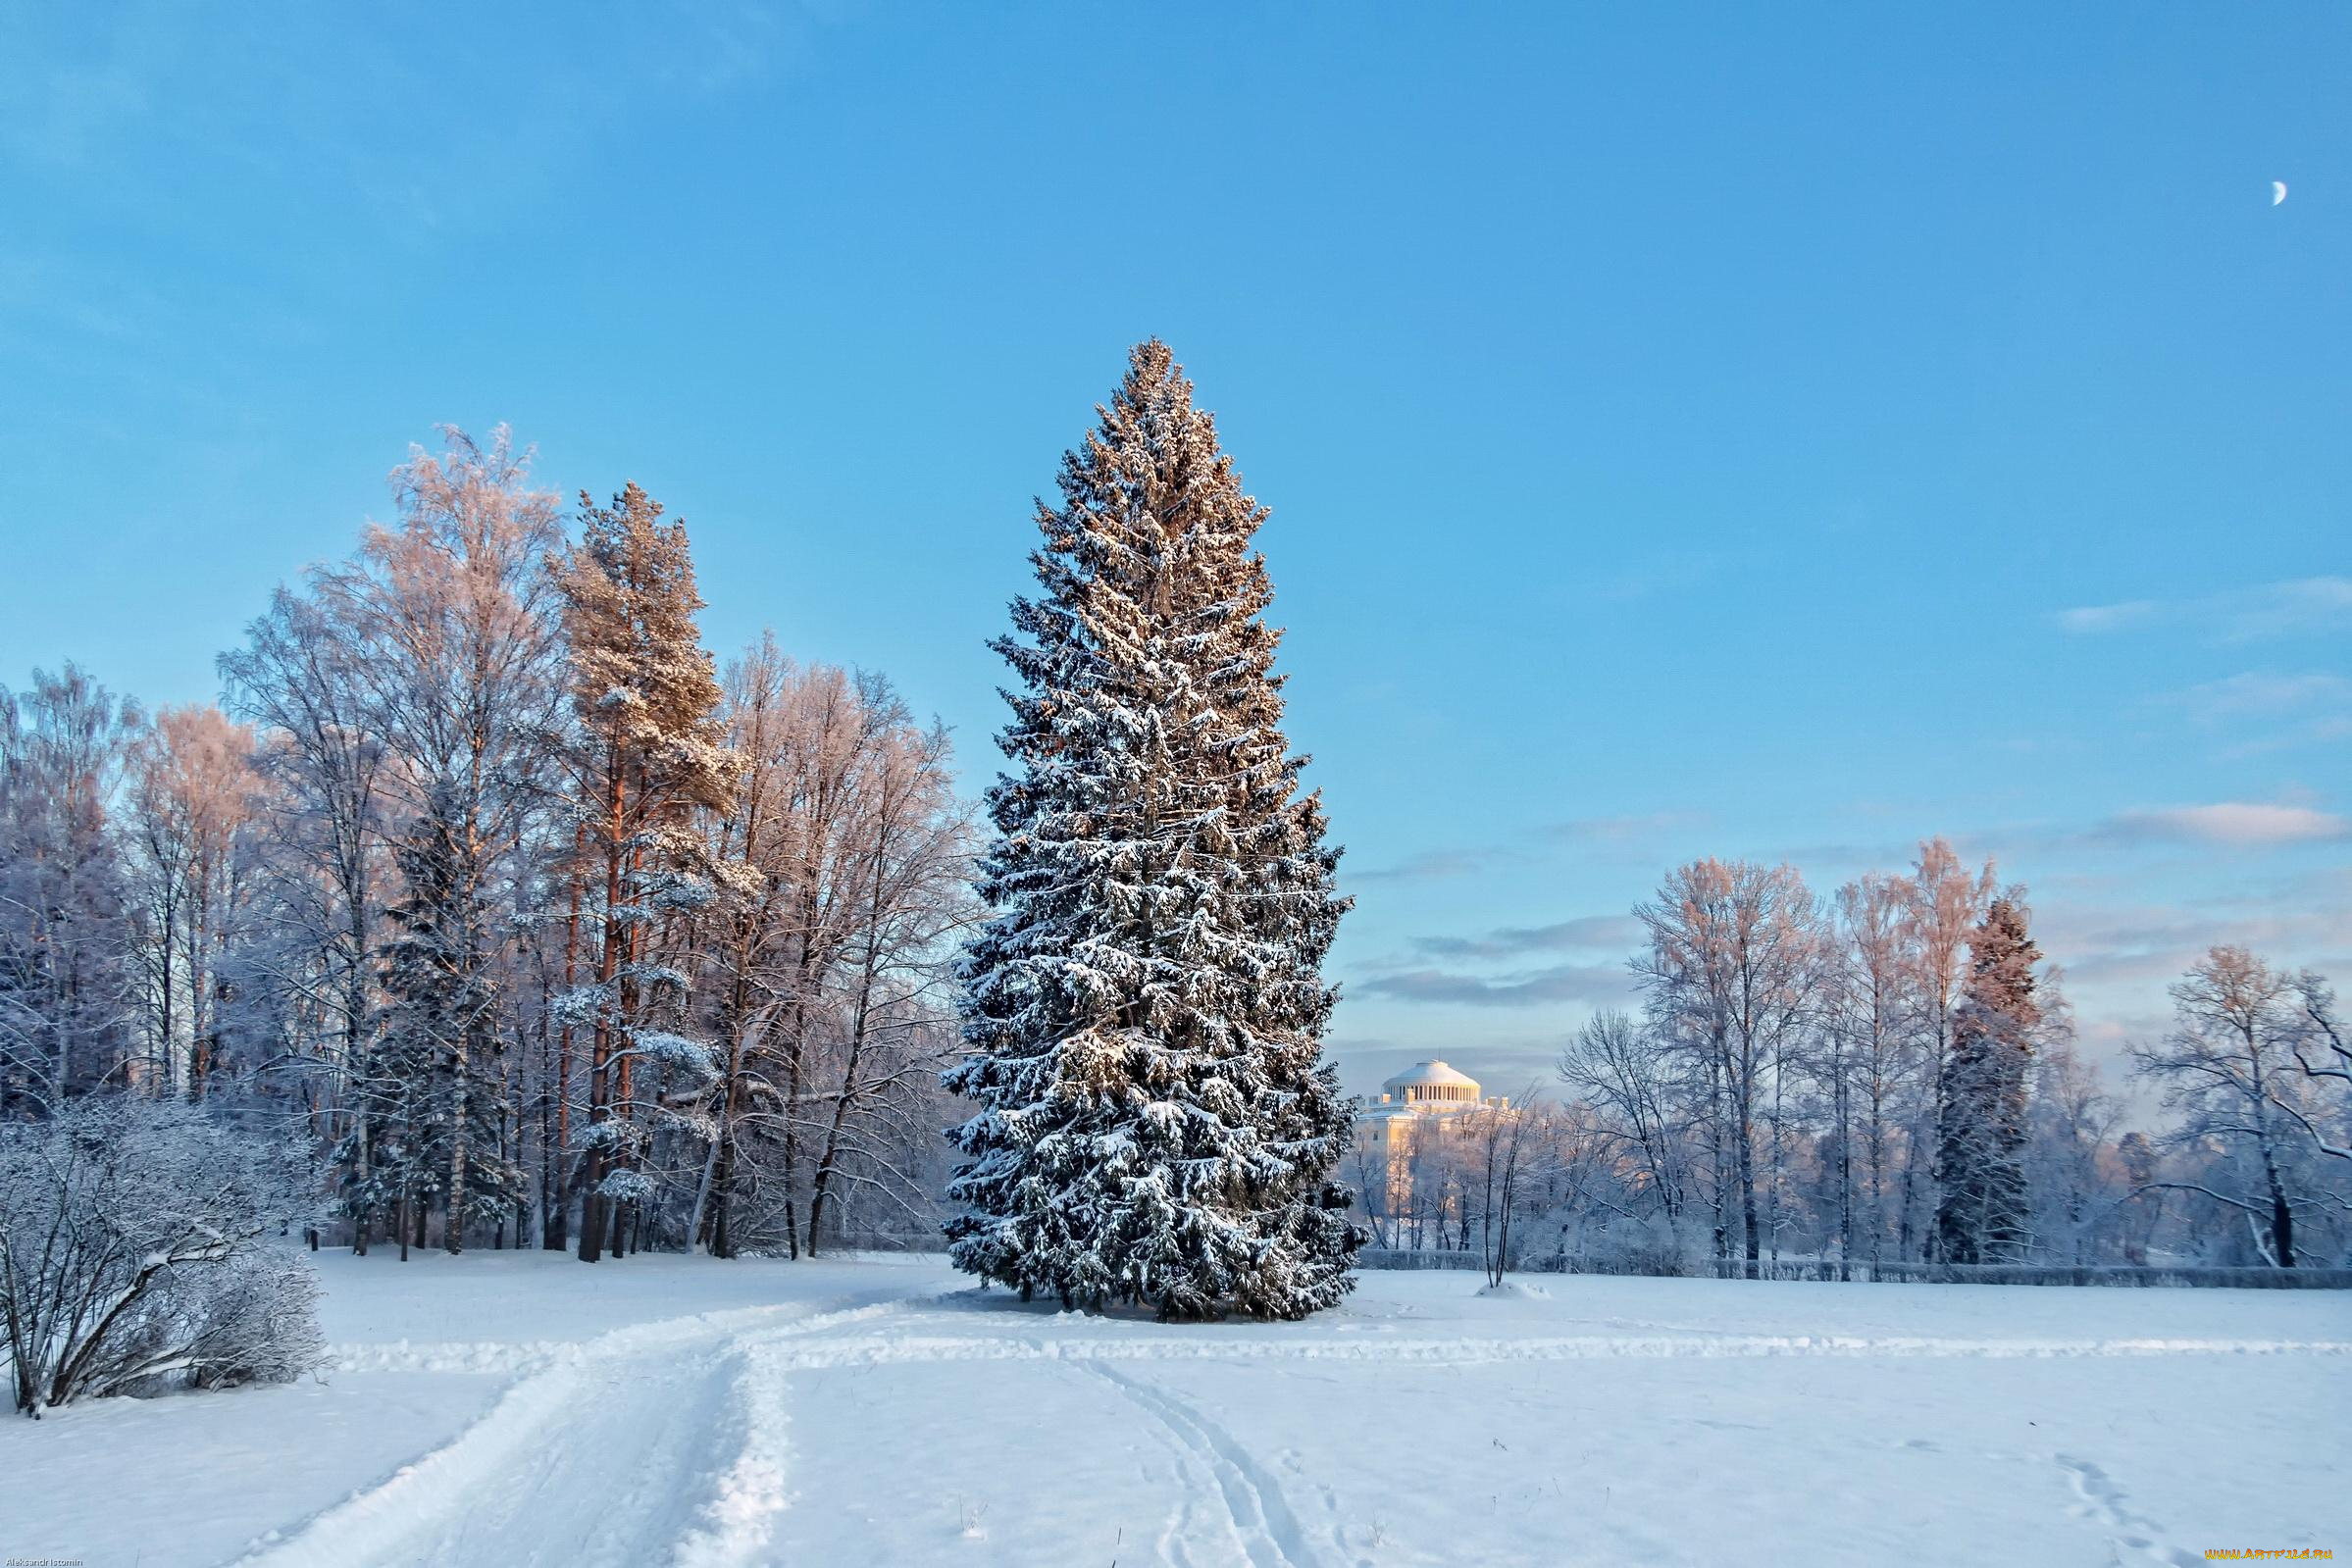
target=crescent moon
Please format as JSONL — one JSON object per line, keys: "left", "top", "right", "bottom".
{"left": 2273, "top": 180, "right": 2288, "bottom": 206}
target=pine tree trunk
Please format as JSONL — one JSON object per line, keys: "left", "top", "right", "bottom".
{"left": 1897, "top": 1132, "right": 1917, "bottom": 1262}
{"left": 538, "top": 967, "right": 558, "bottom": 1249}
{"left": 549, "top": 843, "right": 582, "bottom": 1251}
{"left": 712, "top": 1161, "right": 733, "bottom": 1259}
{"left": 610, "top": 895, "right": 639, "bottom": 1228}
{"left": 447, "top": 1015, "right": 469, "bottom": 1256}
{"left": 579, "top": 769, "right": 625, "bottom": 1264}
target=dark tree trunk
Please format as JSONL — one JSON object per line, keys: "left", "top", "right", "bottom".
{"left": 2265, "top": 1149, "right": 2297, "bottom": 1268}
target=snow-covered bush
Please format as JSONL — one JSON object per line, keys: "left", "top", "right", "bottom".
{"left": 174, "top": 1248, "right": 325, "bottom": 1390}
{"left": 1577, "top": 1229, "right": 1692, "bottom": 1279}
{"left": 0, "top": 1095, "right": 324, "bottom": 1414}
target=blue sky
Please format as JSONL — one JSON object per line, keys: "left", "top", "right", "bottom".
{"left": 2, "top": 4, "right": 2345, "bottom": 1097}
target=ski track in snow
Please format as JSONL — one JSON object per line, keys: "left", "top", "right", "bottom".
{"left": 1082, "top": 1359, "right": 1328, "bottom": 1568}
{"left": 232, "top": 1289, "right": 2349, "bottom": 1568}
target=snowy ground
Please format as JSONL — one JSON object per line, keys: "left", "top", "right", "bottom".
{"left": 4, "top": 1251, "right": 2346, "bottom": 1567}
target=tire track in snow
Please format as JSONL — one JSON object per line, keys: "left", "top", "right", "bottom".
{"left": 1080, "top": 1360, "right": 1329, "bottom": 1568}
{"left": 235, "top": 1294, "right": 914, "bottom": 1568}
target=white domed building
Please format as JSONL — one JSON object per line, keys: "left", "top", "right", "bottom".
{"left": 1353, "top": 1061, "right": 1513, "bottom": 1244}
{"left": 1365, "top": 1059, "right": 1491, "bottom": 1116}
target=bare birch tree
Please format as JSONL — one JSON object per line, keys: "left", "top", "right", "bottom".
{"left": 0, "top": 667, "right": 141, "bottom": 1114}
{"left": 2130, "top": 946, "right": 2342, "bottom": 1267}
{"left": 1464, "top": 1092, "right": 1541, "bottom": 1288}
{"left": 1634, "top": 858, "right": 1825, "bottom": 1273}
{"left": 322, "top": 428, "right": 568, "bottom": 1252}
{"left": 1828, "top": 871, "right": 1919, "bottom": 1265}
{"left": 1558, "top": 1010, "right": 1690, "bottom": 1246}
{"left": 691, "top": 644, "right": 970, "bottom": 1257}
{"left": 221, "top": 582, "right": 394, "bottom": 1235}
{"left": 124, "top": 706, "right": 265, "bottom": 1100}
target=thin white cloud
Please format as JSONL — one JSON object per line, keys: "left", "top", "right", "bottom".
{"left": 1349, "top": 814, "right": 1705, "bottom": 885}
{"left": 1592, "top": 553, "right": 1729, "bottom": 604}
{"left": 2056, "top": 600, "right": 2160, "bottom": 634}
{"left": 1347, "top": 847, "right": 1505, "bottom": 885}
{"left": 1355, "top": 961, "right": 1633, "bottom": 1009}
{"left": 1413, "top": 915, "right": 1643, "bottom": 962}
{"left": 2173, "top": 671, "right": 2352, "bottom": 724}
{"left": 2101, "top": 802, "right": 2349, "bottom": 848}
{"left": 2229, "top": 577, "right": 2352, "bottom": 640}
{"left": 2031, "top": 891, "right": 2352, "bottom": 1003}
{"left": 2055, "top": 577, "right": 2352, "bottom": 641}
{"left": 1545, "top": 810, "right": 1707, "bottom": 844}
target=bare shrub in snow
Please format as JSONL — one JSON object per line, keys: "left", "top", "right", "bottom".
{"left": 0, "top": 1095, "right": 323, "bottom": 1414}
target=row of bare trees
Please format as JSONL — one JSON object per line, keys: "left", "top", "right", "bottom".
{"left": 0, "top": 427, "right": 975, "bottom": 1264}
{"left": 1558, "top": 843, "right": 2052, "bottom": 1269}
{"left": 1358, "top": 841, "right": 2352, "bottom": 1274}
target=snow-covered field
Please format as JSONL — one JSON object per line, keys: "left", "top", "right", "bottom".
{"left": 4, "top": 1252, "right": 2346, "bottom": 1568}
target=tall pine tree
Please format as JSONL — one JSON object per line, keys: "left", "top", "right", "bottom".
{"left": 554, "top": 482, "right": 734, "bottom": 1262}
{"left": 946, "top": 340, "right": 1361, "bottom": 1321}
{"left": 1932, "top": 895, "right": 2041, "bottom": 1263}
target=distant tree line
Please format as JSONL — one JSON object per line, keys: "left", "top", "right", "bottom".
{"left": 1361, "top": 843, "right": 2352, "bottom": 1273}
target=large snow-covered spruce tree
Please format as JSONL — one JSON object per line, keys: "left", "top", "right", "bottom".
{"left": 946, "top": 339, "right": 1362, "bottom": 1321}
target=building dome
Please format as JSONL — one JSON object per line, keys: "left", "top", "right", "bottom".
{"left": 1380, "top": 1059, "right": 1482, "bottom": 1106}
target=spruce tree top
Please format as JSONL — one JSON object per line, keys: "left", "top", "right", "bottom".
{"left": 1964, "top": 897, "right": 2042, "bottom": 1033}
